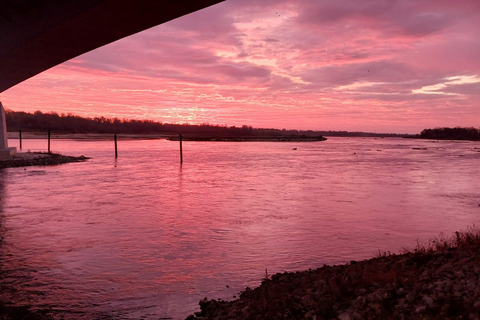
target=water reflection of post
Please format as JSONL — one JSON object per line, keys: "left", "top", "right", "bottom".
{"left": 178, "top": 164, "right": 183, "bottom": 187}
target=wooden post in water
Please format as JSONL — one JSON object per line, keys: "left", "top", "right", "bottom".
{"left": 19, "top": 129, "right": 22, "bottom": 150}
{"left": 114, "top": 134, "right": 118, "bottom": 158}
{"left": 179, "top": 134, "right": 183, "bottom": 164}
{"left": 47, "top": 129, "right": 51, "bottom": 153}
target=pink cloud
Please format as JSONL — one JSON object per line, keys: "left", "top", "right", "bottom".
{"left": 296, "top": 0, "right": 460, "bottom": 37}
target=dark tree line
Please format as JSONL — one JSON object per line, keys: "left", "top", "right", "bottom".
{"left": 418, "top": 127, "right": 480, "bottom": 141}
{"left": 5, "top": 110, "right": 325, "bottom": 137}
{"left": 5, "top": 110, "right": 407, "bottom": 138}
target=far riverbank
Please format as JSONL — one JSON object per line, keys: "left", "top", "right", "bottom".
{"left": 168, "top": 136, "right": 327, "bottom": 142}
{"left": 7, "top": 132, "right": 327, "bottom": 142}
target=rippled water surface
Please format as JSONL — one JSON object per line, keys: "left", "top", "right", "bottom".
{"left": 1, "top": 137, "right": 480, "bottom": 319}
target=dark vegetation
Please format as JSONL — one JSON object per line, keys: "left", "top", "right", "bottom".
{"left": 389, "top": 224, "right": 480, "bottom": 255}
{"left": 0, "top": 152, "right": 89, "bottom": 169}
{"left": 416, "top": 127, "right": 480, "bottom": 141}
{"left": 5, "top": 110, "right": 404, "bottom": 138}
{"left": 191, "top": 226, "right": 480, "bottom": 320}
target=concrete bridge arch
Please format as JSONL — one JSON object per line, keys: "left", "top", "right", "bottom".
{"left": 0, "top": 0, "right": 224, "bottom": 93}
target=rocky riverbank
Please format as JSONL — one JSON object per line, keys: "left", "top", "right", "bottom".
{"left": 0, "top": 152, "right": 89, "bottom": 169}
{"left": 189, "top": 229, "right": 480, "bottom": 320}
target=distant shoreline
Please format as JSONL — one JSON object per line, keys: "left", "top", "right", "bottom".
{"left": 5, "top": 110, "right": 409, "bottom": 139}
{"left": 7, "top": 132, "right": 328, "bottom": 142}
{"left": 167, "top": 136, "right": 327, "bottom": 142}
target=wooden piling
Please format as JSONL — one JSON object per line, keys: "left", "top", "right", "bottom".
{"left": 179, "top": 134, "right": 183, "bottom": 164}
{"left": 48, "top": 129, "right": 51, "bottom": 153}
{"left": 114, "top": 134, "right": 118, "bottom": 158}
{"left": 19, "top": 129, "right": 22, "bottom": 150}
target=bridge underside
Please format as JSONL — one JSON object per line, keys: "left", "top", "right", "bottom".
{"left": 0, "top": 0, "right": 224, "bottom": 93}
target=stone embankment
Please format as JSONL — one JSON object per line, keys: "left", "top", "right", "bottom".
{"left": 0, "top": 152, "right": 88, "bottom": 169}
{"left": 189, "top": 240, "right": 480, "bottom": 319}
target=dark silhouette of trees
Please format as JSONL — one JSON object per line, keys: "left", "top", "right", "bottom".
{"left": 5, "top": 110, "right": 324, "bottom": 138}
{"left": 418, "top": 127, "right": 480, "bottom": 141}
{"left": 5, "top": 110, "right": 406, "bottom": 138}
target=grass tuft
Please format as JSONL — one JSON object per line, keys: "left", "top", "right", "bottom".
{"left": 407, "top": 225, "right": 480, "bottom": 255}
{"left": 376, "top": 225, "right": 480, "bottom": 258}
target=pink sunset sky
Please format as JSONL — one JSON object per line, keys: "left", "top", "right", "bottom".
{"left": 1, "top": 0, "right": 480, "bottom": 134}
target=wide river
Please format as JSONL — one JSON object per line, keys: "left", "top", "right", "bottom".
{"left": 1, "top": 137, "right": 480, "bottom": 319}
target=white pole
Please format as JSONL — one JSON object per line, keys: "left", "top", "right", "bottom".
{"left": 0, "top": 102, "right": 8, "bottom": 150}
{"left": 0, "top": 102, "right": 16, "bottom": 157}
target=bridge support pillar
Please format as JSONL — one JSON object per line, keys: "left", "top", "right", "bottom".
{"left": 0, "top": 102, "right": 16, "bottom": 159}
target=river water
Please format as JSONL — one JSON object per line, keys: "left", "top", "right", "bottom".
{"left": 1, "top": 137, "right": 479, "bottom": 319}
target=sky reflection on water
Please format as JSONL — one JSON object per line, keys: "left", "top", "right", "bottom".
{"left": 1, "top": 137, "right": 480, "bottom": 319}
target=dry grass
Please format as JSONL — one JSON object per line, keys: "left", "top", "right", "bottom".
{"left": 376, "top": 225, "right": 480, "bottom": 258}
{"left": 407, "top": 224, "right": 480, "bottom": 254}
